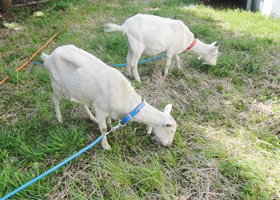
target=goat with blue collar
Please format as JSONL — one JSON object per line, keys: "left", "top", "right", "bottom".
{"left": 41, "top": 45, "right": 177, "bottom": 149}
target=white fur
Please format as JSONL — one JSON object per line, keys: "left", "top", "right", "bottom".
{"left": 105, "top": 14, "right": 219, "bottom": 82}
{"left": 41, "top": 45, "right": 177, "bottom": 149}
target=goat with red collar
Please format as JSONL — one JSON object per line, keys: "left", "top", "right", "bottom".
{"left": 105, "top": 14, "right": 219, "bottom": 82}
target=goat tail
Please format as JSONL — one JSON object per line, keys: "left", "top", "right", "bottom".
{"left": 104, "top": 23, "right": 123, "bottom": 32}
{"left": 40, "top": 52, "right": 49, "bottom": 62}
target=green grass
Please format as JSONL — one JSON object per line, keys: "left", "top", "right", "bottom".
{"left": 1, "top": 0, "right": 280, "bottom": 199}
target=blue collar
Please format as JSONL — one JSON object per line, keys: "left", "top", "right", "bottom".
{"left": 121, "top": 101, "right": 145, "bottom": 124}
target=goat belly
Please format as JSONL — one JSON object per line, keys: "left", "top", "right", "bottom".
{"left": 61, "top": 68, "right": 97, "bottom": 106}
{"left": 144, "top": 45, "right": 166, "bottom": 55}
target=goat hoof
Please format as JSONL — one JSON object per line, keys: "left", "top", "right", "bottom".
{"left": 102, "top": 143, "right": 112, "bottom": 150}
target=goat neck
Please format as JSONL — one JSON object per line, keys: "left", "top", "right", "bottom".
{"left": 132, "top": 102, "right": 167, "bottom": 126}
{"left": 187, "top": 39, "right": 210, "bottom": 57}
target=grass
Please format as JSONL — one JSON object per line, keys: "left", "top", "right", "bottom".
{"left": 1, "top": 0, "right": 280, "bottom": 199}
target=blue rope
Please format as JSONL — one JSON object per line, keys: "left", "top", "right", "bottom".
{"left": 30, "top": 53, "right": 166, "bottom": 67}
{"left": 138, "top": 53, "right": 166, "bottom": 64}
{"left": 110, "top": 54, "right": 166, "bottom": 67}
{"left": 1, "top": 101, "right": 146, "bottom": 199}
{"left": 0, "top": 135, "right": 103, "bottom": 200}
{"left": 1, "top": 55, "right": 162, "bottom": 200}
{"left": 30, "top": 61, "right": 44, "bottom": 66}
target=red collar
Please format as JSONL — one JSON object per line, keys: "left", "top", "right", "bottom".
{"left": 185, "top": 39, "right": 197, "bottom": 51}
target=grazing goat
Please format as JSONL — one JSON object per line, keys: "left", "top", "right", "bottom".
{"left": 41, "top": 45, "right": 177, "bottom": 150}
{"left": 105, "top": 14, "right": 219, "bottom": 82}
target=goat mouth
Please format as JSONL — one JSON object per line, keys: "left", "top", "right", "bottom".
{"left": 164, "top": 144, "right": 171, "bottom": 148}
{"left": 152, "top": 136, "right": 160, "bottom": 142}
{"left": 152, "top": 136, "right": 172, "bottom": 147}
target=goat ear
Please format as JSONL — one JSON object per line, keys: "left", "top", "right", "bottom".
{"left": 210, "top": 41, "right": 217, "bottom": 46}
{"left": 209, "top": 41, "right": 219, "bottom": 52}
{"left": 209, "top": 46, "right": 219, "bottom": 52}
{"left": 163, "top": 104, "right": 172, "bottom": 114}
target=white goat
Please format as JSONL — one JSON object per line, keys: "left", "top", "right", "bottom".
{"left": 105, "top": 14, "right": 219, "bottom": 82}
{"left": 41, "top": 45, "right": 177, "bottom": 150}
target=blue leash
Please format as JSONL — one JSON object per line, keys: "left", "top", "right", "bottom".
{"left": 30, "top": 61, "right": 44, "bottom": 66}
{"left": 0, "top": 101, "right": 145, "bottom": 200}
{"left": 30, "top": 54, "right": 166, "bottom": 67}
{"left": 0, "top": 135, "right": 103, "bottom": 200}
{"left": 110, "top": 54, "right": 166, "bottom": 67}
